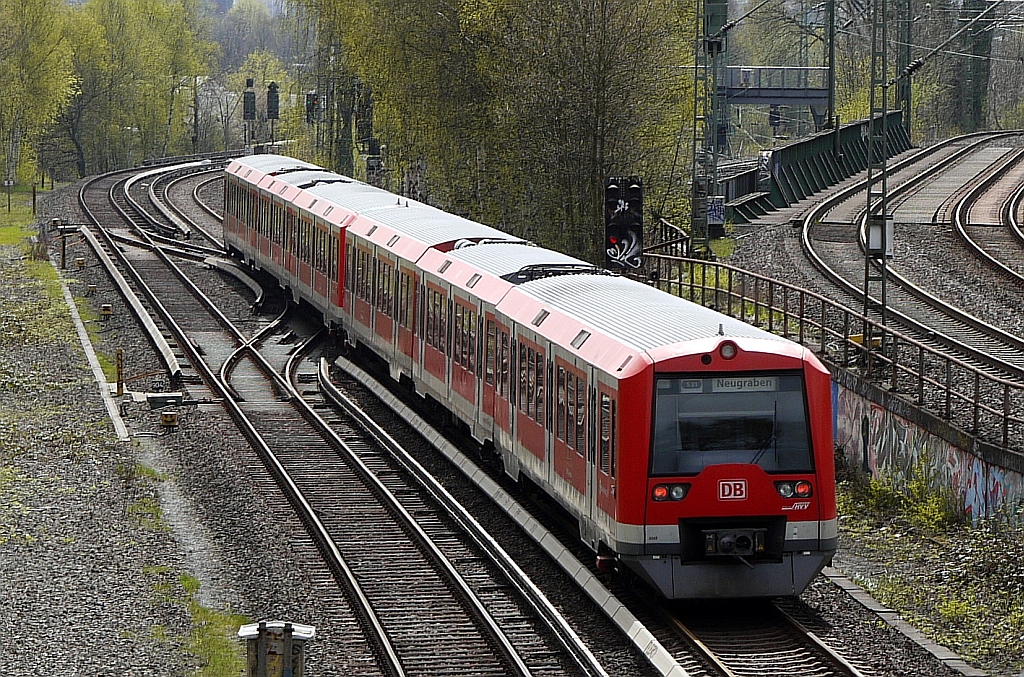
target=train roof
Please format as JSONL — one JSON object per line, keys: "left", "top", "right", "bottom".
{"left": 233, "top": 154, "right": 319, "bottom": 175}
{"left": 445, "top": 241, "right": 591, "bottom": 281}
{"left": 516, "top": 274, "right": 785, "bottom": 352}
{"left": 357, "top": 204, "right": 518, "bottom": 248}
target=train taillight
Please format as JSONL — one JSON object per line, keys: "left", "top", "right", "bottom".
{"left": 775, "top": 480, "right": 813, "bottom": 498}
{"left": 653, "top": 483, "right": 691, "bottom": 501}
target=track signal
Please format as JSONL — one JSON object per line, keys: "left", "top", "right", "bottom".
{"left": 267, "top": 82, "right": 279, "bottom": 120}
{"left": 604, "top": 176, "right": 643, "bottom": 270}
{"left": 243, "top": 90, "right": 256, "bottom": 121}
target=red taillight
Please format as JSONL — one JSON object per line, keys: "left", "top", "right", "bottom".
{"left": 775, "top": 480, "right": 813, "bottom": 499}
{"left": 795, "top": 480, "right": 813, "bottom": 498}
{"left": 653, "top": 484, "right": 690, "bottom": 501}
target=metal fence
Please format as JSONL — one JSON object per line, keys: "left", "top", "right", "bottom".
{"left": 637, "top": 252, "right": 1024, "bottom": 457}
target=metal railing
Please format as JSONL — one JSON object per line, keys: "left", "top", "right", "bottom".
{"left": 637, "top": 252, "right": 1024, "bottom": 457}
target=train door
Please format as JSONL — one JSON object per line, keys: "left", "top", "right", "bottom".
{"left": 271, "top": 198, "right": 284, "bottom": 266}
{"left": 352, "top": 242, "right": 373, "bottom": 331}
{"left": 515, "top": 334, "right": 546, "bottom": 463}
{"left": 421, "top": 280, "right": 448, "bottom": 387}
{"left": 258, "top": 194, "right": 271, "bottom": 259}
{"left": 329, "top": 225, "right": 343, "bottom": 315}
{"left": 394, "top": 265, "right": 416, "bottom": 371}
{"left": 450, "top": 295, "right": 477, "bottom": 411}
{"left": 553, "top": 356, "right": 588, "bottom": 501}
{"left": 483, "top": 314, "right": 513, "bottom": 450}
{"left": 312, "top": 219, "right": 330, "bottom": 302}
{"left": 373, "top": 254, "right": 395, "bottom": 346}
{"left": 589, "top": 377, "right": 619, "bottom": 524}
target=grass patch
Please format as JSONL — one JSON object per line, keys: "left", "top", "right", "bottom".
{"left": 0, "top": 187, "right": 37, "bottom": 246}
{"left": 837, "top": 448, "right": 1024, "bottom": 676}
{"left": 73, "top": 296, "right": 118, "bottom": 380}
{"left": 182, "top": 574, "right": 249, "bottom": 677}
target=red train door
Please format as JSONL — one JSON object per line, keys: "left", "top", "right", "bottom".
{"left": 483, "top": 318, "right": 512, "bottom": 439}
{"left": 374, "top": 255, "right": 395, "bottom": 344}
{"left": 396, "top": 266, "right": 416, "bottom": 360}
{"left": 515, "top": 336, "right": 546, "bottom": 461}
{"left": 450, "top": 296, "right": 477, "bottom": 406}
{"left": 592, "top": 381, "right": 618, "bottom": 520}
{"left": 553, "top": 359, "right": 588, "bottom": 496}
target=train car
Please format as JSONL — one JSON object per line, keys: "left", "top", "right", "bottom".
{"left": 223, "top": 154, "right": 837, "bottom": 599}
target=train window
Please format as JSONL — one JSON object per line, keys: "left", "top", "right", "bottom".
{"left": 485, "top": 321, "right": 496, "bottom": 385}
{"left": 600, "top": 393, "right": 616, "bottom": 475}
{"left": 526, "top": 348, "right": 535, "bottom": 418}
{"left": 535, "top": 351, "right": 544, "bottom": 424}
{"left": 345, "top": 244, "right": 355, "bottom": 291}
{"left": 499, "top": 331, "right": 509, "bottom": 398}
{"left": 575, "top": 375, "right": 585, "bottom": 453}
{"left": 467, "top": 273, "right": 481, "bottom": 288}
{"left": 425, "top": 288, "right": 447, "bottom": 352}
{"left": 556, "top": 368, "right": 566, "bottom": 441}
{"left": 330, "top": 235, "right": 339, "bottom": 282}
{"left": 376, "top": 261, "right": 394, "bottom": 315}
{"left": 519, "top": 344, "right": 528, "bottom": 413}
{"left": 650, "top": 372, "right": 812, "bottom": 476}
{"left": 468, "top": 309, "right": 477, "bottom": 373}
{"left": 566, "top": 374, "right": 576, "bottom": 449}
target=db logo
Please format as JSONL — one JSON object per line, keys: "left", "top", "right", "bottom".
{"left": 718, "top": 479, "right": 747, "bottom": 500}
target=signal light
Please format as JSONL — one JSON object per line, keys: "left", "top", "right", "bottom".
{"left": 795, "top": 480, "right": 813, "bottom": 498}
{"left": 720, "top": 341, "right": 738, "bottom": 359}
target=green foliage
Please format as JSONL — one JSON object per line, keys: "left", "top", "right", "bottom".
{"left": 836, "top": 449, "right": 963, "bottom": 533}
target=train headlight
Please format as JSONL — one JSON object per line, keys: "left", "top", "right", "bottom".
{"left": 719, "top": 342, "right": 738, "bottom": 360}
{"left": 794, "top": 480, "right": 813, "bottom": 498}
{"left": 775, "top": 481, "right": 795, "bottom": 498}
{"left": 653, "top": 484, "right": 691, "bottom": 501}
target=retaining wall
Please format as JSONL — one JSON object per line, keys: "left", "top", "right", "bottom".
{"left": 831, "top": 369, "right": 1024, "bottom": 522}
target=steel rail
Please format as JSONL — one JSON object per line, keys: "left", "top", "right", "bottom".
{"left": 82, "top": 169, "right": 409, "bottom": 676}
{"left": 273, "top": 334, "right": 535, "bottom": 676}
{"left": 316, "top": 357, "right": 609, "bottom": 677}
{"left": 799, "top": 132, "right": 1024, "bottom": 380}
{"left": 951, "top": 146, "right": 1024, "bottom": 284}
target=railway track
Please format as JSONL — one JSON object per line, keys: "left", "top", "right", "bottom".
{"left": 664, "top": 602, "right": 865, "bottom": 677}
{"left": 956, "top": 147, "right": 1024, "bottom": 284}
{"left": 802, "top": 131, "right": 1024, "bottom": 385}
{"left": 81, "top": 161, "right": 611, "bottom": 677}
{"left": 71, "top": 159, "right": 968, "bottom": 677}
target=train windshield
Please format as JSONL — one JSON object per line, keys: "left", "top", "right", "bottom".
{"left": 651, "top": 372, "right": 812, "bottom": 476}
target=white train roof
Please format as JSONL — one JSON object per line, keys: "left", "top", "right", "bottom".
{"left": 446, "top": 242, "right": 594, "bottom": 281}
{"left": 237, "top": 154, "right": 518, "bottom": 247}
{"left": 517, "top": 273, "right": 785, "bottom": 351}
{"left": 236, "top": 155, "right": 319, "bottom": 174}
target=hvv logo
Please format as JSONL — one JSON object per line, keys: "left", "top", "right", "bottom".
{"left": 718, "top": 479, "right": 747, "bottom": 500}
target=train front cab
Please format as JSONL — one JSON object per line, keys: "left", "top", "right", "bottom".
{"left": 622, "top": 337, "right": 837, "bottom": 599}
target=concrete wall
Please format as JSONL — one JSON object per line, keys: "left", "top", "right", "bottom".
{"left": 832, "top": 377, "right": 1024, "bottom": 522}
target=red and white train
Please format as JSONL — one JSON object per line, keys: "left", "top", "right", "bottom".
{"left": 223, "top": 154, "right": 837, "bottom": 598}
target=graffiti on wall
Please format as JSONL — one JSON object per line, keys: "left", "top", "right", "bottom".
{"left": 833, "top": 382, "right": 1024, "bottom": 521}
